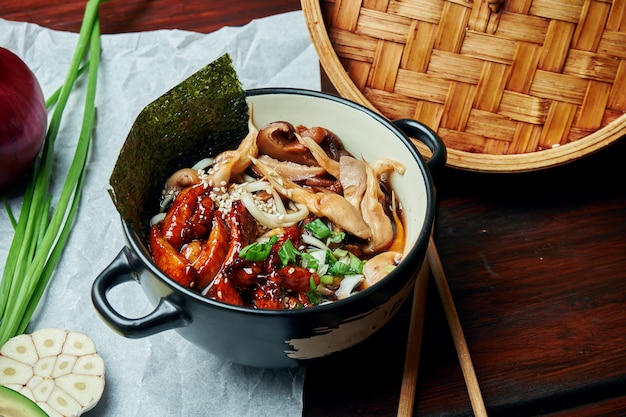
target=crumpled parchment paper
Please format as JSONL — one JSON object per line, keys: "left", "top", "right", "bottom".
{"left": 0, "top": 10, "right": 320, "bottom": 416}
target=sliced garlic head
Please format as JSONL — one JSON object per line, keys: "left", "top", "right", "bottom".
{"left": 0, "top": 328, "right": 105, "bottom": 416}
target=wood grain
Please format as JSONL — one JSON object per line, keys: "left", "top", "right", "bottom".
{"left": 0, "top": 0, "right": 301, "bottom": 34}
{"left": 396, "top": 259, "right": 430, "bottom": 417}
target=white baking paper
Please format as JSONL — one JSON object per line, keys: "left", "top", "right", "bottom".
{"left": 0, "top": 10, "right": 320, "bottom": 417}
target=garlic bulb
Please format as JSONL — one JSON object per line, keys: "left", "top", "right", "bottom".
{"left": 0, "top": 328, "right": 105, "bottom": 417}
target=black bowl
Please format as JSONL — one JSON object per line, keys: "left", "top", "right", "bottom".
{"left": 92, "top": 88, "right": 445, "bottom": 368}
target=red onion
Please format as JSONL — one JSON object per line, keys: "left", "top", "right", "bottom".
{"left": 0, "top": 47, "right": 47, "bottom": 191}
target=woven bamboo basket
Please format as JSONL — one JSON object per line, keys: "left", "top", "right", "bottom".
{"left": 302, "top": 0, "right": 626, "bottom": 172}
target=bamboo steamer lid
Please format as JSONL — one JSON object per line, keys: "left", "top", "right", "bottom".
{"left": 302, "top": 0, "right": 626, "bottom": 172}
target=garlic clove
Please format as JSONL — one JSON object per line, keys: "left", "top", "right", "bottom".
{"left": 33, "top": 355, "right": 56, "bottom": 377}
{"left": 62, "top": 333, "right": 96, "bottom": 357}
{"left": 56, "top": 374, "right": 105, "bottom": 407}
{"left": 47, "top": 386, "right": 82, "bottom": 417}
{"left": 0, "top": 356, "right": 33, "bottom": 385}
{"left": 51, "top": 354, "right": 77, "bottom": 378}
{"left": 31, "top": 378, "right": 55, "bottom": 402}
{"left": 26, "top": 375, "right": 44, "bottom": 391}
{"left": 32, "top": 328, "right": 67, "bottom": 358}
{"left": 73, "top": 353, "right": 105, "bottom": 376}
{"left": 0, "top": 334, "right": 38, "bottom": 365}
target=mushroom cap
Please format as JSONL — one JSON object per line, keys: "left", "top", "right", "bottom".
{"left": 256, "top": 121, "right": 318, "bottom": 166}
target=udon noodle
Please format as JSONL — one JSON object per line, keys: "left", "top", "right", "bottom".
{"left": 148, "top": 111, "right": 406, "bottom": 309}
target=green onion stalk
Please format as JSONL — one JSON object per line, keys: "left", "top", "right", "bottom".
{"left": 0, "top": 0, "right": 104, "bottom": 347}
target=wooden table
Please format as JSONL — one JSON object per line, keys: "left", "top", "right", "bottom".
{"left": 3, "top": 1, "right": 625, "bottom": 416}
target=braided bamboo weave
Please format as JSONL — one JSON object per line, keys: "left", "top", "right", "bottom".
{"left": 302, "top": 0, "right": 626, "bottom": 172}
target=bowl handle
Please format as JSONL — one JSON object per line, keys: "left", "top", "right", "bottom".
{"left": 393, "top": 119, "right": 447, "bottom": 173}
{"left": 91, "top": 247, "right": 191, "bottom": 338}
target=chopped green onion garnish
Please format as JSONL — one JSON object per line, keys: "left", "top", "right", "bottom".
{"left": 305, "top": 218, "right": 331, "bottom": 239}
{"left": 349, "top": 252, "right": 365, "bottom": 274}
{"left": 307, "top": 290, "right": 321, "bottom": 305}
{"left": 307, "top": 277, "right": 321, "bottom": 305}
{"left": 300, "top": 253, "right": 319, "bottom": 270}
{"left": 239, "top": 236, "right": 277, "bottom": 262}
{"left": 320, "top": 275, "right": 335, "bottom": 285}
{"left": 328, "top": 261, "right": 352, "bottom": 276}
{"left": 239, "top": 242, "right": 271, "bottom": 261}
{"left": 326, "top": 230, "right": 345, "bottom": 244}
{"left": 278, "top": 239, "right": 300, "bottom": 267}
{"left": 325, "top": 249, "right": 338, "bottom": 265}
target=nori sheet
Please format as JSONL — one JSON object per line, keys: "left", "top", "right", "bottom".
{"left": 109, "top": 53, "right": 249, "bottom": 241}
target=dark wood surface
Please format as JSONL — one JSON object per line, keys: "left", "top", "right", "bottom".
{"left": 3, "top": 1, "right": 625, "bottom": 416}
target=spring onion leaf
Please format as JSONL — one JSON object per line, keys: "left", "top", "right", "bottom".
{"left": 328, "top": 261, "right": 352, "bottom": 276}
{"left": 326, "top": 230, "right": 345, "bottom": 244}
{"left": 300, "top": 253, "right": 319, "bottom": 270}
{"left": 305, "top": 218, "right": 330, "bottom": 238}
{"left": 304, "top": 218, "right": 345, "bottom": 243}
{"left": 278, "top": 239, "right": 300, "bottom": 267}
{"left": 306, "top": 277, "right": 321, "bottom": 305}
{"left": 239, "top": 236, "right": 278, "bottom": 262}
{"left": 326, "top": 252, "right": 365, "bottom": 276}
{"left": 238, "top": 243, "right": 270, "bottom": 261}
{"left": 349, "top": 252, "right": 365, "bottom": 274}
{"left": 0, "top": 0, "right": 104, "bottom": 346}
{"left": 307, "top": 292, "right": 321, "bottom": 306}
{"left": 319, "top": 275, "right": 334, "bottom": 285}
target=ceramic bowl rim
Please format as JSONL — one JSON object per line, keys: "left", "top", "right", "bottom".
{"left": 122, "top": 87, "right": 437, "bottom": 317}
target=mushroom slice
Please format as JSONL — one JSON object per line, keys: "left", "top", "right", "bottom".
{"left": 362, "top": 251, "right": 403, "bottom": 287}
{"left": 339, "top": 155, "right": 367, "bottom": 215}
{"left": 0, "top": 329, "right": 105, "bottom": 417}
{"left": 371, "top": 157, "right": 406, "bottom": 177}
{"left": 361, "top": 161, "right": 394, "bottom": 254}
{"left": 256, "top": 121, "right": 318, "bottom": 166}
{"left": 162, "top": 168, "right": 202, "bottom": 204}
{"left": 251, "top": 157, "right": 371, "bottom": 240}
{"left": 253, "top": 155, "right": 327, "bottom": 182}
{"left": 204, "top": 108, "right": 259, "bottom": 192}
{"left": 295, "top": 132, "right": 340, "bottom": 178}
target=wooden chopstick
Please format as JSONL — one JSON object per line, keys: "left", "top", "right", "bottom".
{"left": 396, "top": 257, "right": 430, "bottom": 417}
{"left": 427, "top": 237, "right": 488, "bottom": 417}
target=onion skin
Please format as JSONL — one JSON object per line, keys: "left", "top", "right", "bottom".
{"left": 0, "top": 47, "right": 47, "bottom": 191}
